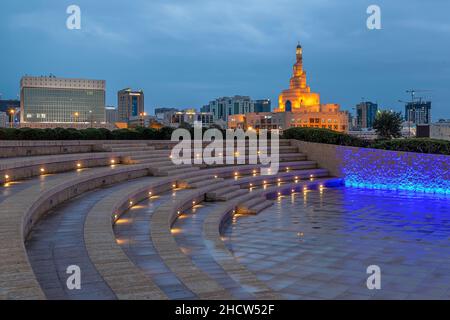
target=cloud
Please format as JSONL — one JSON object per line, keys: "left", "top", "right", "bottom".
{"left": 8, "top": 6, "right": 129, "bottom": 45}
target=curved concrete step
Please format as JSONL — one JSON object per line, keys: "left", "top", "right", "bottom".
{"left": 75, "top": 166, "right": 279, "bottom": 299}
{"left": 154, "top": 166, "right": 200, "bottom": 177}
{"left": 236, "top": 168, "right": 330, "bottom": 188}
{"left": 189, "top": 177, "right": 225, "bottom": 189}
{"left": 202, "top": 202, "right": 281, "bottom": 300}
{"left": 247, "top": 200, "right": 274, "bottom": 215}
{"left": 26, "top": 177, "right": 162, "bottom": 299}
{"left": 114, "top": 192, "right": 197, "bottom": 299}
{"left": 213, "top": 188, "right": 249, "bottom": 201}
{"left": 150, "top": 181, "right": 236, "bottom": 299}
{"left": 221, "top": 145, "right": 298, "bottom": 154}
{"left": 206, "top": 185, "right": 240, "bottom": 201}
{"left": 236, "top": 196, "right": 268, "bottom": 214}
{"left": 84, "top": 178, "right": 168, "bottom": 300}
{"left": 0, "top": 162, "right": 181, "bottom": 299}
{"left": 0, "top": 152, "right": 123, "bottom": 184}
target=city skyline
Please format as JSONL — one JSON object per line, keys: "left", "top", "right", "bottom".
{"left": 1, "top": 0, "right": 449, "bottom": 119}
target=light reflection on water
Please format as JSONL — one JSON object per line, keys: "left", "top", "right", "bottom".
{"left": 223, "top": 187, "right": 450, "bottom": 299}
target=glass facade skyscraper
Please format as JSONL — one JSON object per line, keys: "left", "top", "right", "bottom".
{"left": 356, "top": 101, "right": 378, "bottom": 129}
{"left": 20, "top": 76, "right": 106, "bottom": 124}
{"left": 254, "top": 99, "right": 271, "bottom": 112}
{"left": 118, "top": 88, "right": 144, "bottom": 122}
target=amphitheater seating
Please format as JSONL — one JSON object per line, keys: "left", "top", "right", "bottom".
{"left": 0, "top": 139, "right": 343, "bottom": 300}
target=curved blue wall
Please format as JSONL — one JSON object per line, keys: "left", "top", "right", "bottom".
{"left": 292, "top": 141, "right": 450, "bottom": 195}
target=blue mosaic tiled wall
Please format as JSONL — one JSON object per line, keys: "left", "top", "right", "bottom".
{"left": 340, "top": 147, "right": 450, "bottom": 194}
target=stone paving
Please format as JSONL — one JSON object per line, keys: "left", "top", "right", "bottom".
{"left": 25, "top": 177, "right": 156, "bottom": 299}
{"left": 0, "top": 169, "right": 91, "bottom": 203}
{"left": 2, "top": 139, "right": 358, "bottom": 300}
{"left": 84, "top": 178, "right": 168, "bottom": 300}
{"left": 223, "top": 187, "right": 450, "bottom": 300}
{"left": 115, "top": 192, "right": 197, "bottom": 300}
{"left": 173, "top": 203, "right": 258, "bottom": 299}
{"left": 0, "top": 166, "right": 126, "bottom": 299}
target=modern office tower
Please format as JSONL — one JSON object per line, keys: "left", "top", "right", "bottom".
{"left": 405, "top": 100, "right": 432, "bottom": 125}
{"left": 20, "top": 76, "right": 106, "bottom": 125}
{"left": 118, "top": 88, "right": 144, "bottom": 122}
{"left": 254, "top": 99, "right": 271, "bottom": 112}
{"left": 105, "top": 106, "right": 118, "bottom": 124}
{"left": 204, "top": 96, "right": 255, "bottom": 122}
{"left": 356, "top": 101, "right": 378, "bottom": 129}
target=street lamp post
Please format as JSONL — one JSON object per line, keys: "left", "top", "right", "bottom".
{"left": 9, "top": 109, "right": 15, "bottom": 128}
{"left": 140, "top": 112, "right": 147, "bottom": 127}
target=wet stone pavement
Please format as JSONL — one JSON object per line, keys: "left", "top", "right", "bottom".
{"left": 25, "top": 176, "right": 152, "bottom": 300}
{"left": 172, "top": 203, "right": 256, "bottom": 299}
{"left": 114, "top": 191, "right": 197, "bottom": 300}
{"left": 223, "top": 187, "right": 450, "bottom": 300}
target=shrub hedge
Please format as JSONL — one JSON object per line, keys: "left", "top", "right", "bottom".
{"left": 370, "top": 138, "right": 450, "bottom": 155}
{"left": 282, "top": 127, "right": 370, "bottom": 147}
{"left": 2, "top": 126, "right": 450, "bottom": 156}
{"left": 282, "top": 127, "right": 450, "bottom": 156}
{"left": 0, "top": 127, "right": 175, "bottom": 141}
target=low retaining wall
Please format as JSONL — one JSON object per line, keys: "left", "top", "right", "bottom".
{"left": 291, "top": 140, "right": 450, "bottom": 194}
{"left": 0, "top": 140, "right": 180, "bottom": 158}
{"left": 0, "top": 154, "right": 122, "bottom": 184}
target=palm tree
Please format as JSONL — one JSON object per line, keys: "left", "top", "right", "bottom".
{"left": 373, "top": 110, "right": 403, "bottom": 139}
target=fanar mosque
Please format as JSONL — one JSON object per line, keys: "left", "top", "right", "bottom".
{"left": 228, "top": 44, "right": 349, "bottom": 132}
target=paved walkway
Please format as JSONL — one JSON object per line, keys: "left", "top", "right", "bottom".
{"left": 114, "top": 192, "right": 196, "bottom": 299}
{"left": 2, "top": 139, "right": 351, "bottom": 300}
{"left": 0, "top": 166, "right": 124, "bottom": 299}
{"left": 224, "top": 188, "right": 450, "bottom": 300}
{"left": 173, "top": 202, "right": 265, "bottom": 299}
{"left": 0, "top": 169, "right": 93, "bottom": 204}
{"left": 25, "top": 177, "right": 155, "bottom": 299}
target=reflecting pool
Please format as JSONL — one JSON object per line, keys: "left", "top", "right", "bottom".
{"left": 223, "top": 187, "right": 450, "bottom": 299}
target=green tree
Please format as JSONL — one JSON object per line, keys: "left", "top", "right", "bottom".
{"left": 373, "top": 110, "right": 403, "bottom": 139}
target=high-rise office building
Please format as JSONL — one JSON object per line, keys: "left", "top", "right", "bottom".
{"left": 405, "top": 101, "right": 431, "bottom": 125}
{"left": 105, "top": 106, "right": 118, "bottom": 124}
{"left": 254, "top": 99, "right": 271, "bottom": 112}
{"left": 202, "top": 96, "right": 255, "bottom": 122}
{"left": 118, "top": 88, "right": 144, "bottom": 122}
{"left": 20, "top": 76, "right": 106, "bottom": 124}
{"left": 356, "top": 101, "right": 378, "bottom": 129}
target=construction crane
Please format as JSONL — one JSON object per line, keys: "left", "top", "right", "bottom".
{"left": 401, "top": 89, "right": 433, "bottom": 137}
{"left": 405, "top": 89, "right": 432, "bottom": 102}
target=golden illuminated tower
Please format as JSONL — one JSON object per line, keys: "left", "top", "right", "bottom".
{"left": 228, "top": 44, "right": 349, "bottom": 133}
{"left": 276, "top": 44, "right": 321, "bottom": 112}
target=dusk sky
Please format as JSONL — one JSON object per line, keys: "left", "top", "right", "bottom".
{"left": 1, "top": 0, "right": 449, "bottom": 119}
